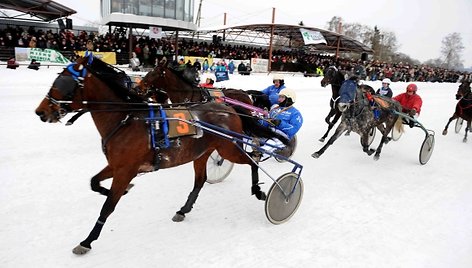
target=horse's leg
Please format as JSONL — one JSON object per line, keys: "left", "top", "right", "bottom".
{"left": 250, "top": 163, "right": 266, "bottom": 200}
{"left": 372, "top": 119, "right": 397, "bottom": 160}
{"left": 360, "top": 131, "right": 375, "bottom": 156}
{"left": 463, "top": 121, "right": 470, "bottom": 142}
{"left": 172, "top": 152, "right": 211, "bottom": 222}
{"left": 324, "top": 107, "right": 335, "bottom": 125}
{"left": 442, "top": 115, "right": 458, "bottom": 135}
{"left": 90, "top": 165, "right": 134, "bottom": 196}
{"left": 312, "top": 122, "right": 348, "bottom": 158}
{"left": 73, "top": 168, "right": 136, "bottom": 255}
{"left": 319, "top": 111, "right": 342, "bottom": 142}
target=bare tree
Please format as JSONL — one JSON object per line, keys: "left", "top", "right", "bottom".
{"left": 441, "top": 32, "right": 464, "bottom": 70}
{"left": 326, "top": 16, "right": 343, "bottom": 33}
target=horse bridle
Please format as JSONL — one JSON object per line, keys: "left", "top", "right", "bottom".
{"left": 45, "top": 71, "right": 84, "bottom": 119}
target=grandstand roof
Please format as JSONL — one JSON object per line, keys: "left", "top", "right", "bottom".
{"left": 197, "top": 23, "right": 373, "bottom": 54}
{"left": 0, "top": 0, "right": 76, "bottom": 22}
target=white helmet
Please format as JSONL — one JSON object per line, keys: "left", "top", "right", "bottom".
{"left": 382, "top": 78, "right": 392, "bottom": 84}
{"left": 279, "top": 88, "right": 296, "bottom": 103}
{"left": 273, "top": 74, "right": 285, "bottom": 81}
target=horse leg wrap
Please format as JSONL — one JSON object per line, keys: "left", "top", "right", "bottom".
{"left": 179, "top": 188, "right": 201, "bottom": 214}
{"left": 251, "top": 185, "right": 266, "bottom": 201}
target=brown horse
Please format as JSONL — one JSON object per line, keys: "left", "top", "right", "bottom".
{"left": 139, "top": 60, "right": 272, "bottom": 112}
{"left": 442, "top": 81, "right": 472, "bottom": 142}
{"left": 139, "top": 60, "right": 285, "bottom": 142}
{"left": 35, "top": 57, "right": 273, "bottom": 255}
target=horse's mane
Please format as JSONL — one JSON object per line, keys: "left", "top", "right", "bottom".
{"left": 167, "top": 64, "right": 199, "bottom": 87}
{"left": 87, "top": 57, "right": 144, "bottom": 103}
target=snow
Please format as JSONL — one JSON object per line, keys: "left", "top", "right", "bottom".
{"left": 1, "top": 66, "right": 471, "bottom": 268}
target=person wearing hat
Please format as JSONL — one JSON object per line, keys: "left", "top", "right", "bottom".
{"left": 393, "top": 83, "right": 423, "bottom": 127}
{"left": 376, "top": 78, "right": 393, "bottom": 97}
{"left": 253, "top": 88, "right": 303, "bottom": 159}
{"left": 261, "top": 74, "right": 286, "bottom": 107}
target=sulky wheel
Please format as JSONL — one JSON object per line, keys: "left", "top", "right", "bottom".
{"left": 455, "top": 118, "right": 464, "bottom": 134}
{"left": 364, "top": 126, "right": 376, "bottom": 146}
{"left": 265, "top": 172, "right": 304, "bottom": 225}
{"left": 419, "top": 134, "right": 435, "bottom": 165}
{"left": 391, "top": 124, "right": 403, "bottom": 141}
{"left": 206, "top": 150, "right": 234, "bottom": 184}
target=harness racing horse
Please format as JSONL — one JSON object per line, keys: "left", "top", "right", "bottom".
{"left": 139, "top": 60, "right": 272, "bottom": 112}
{"left": 319, "top": 66, "right": 345, "bottom": 142}
{"left": 34, "top": 57, "right": 278, "bottom": 255}
{"left": 311, "top": 84, "right": 403, "bottom": 160}
{"left": 139, "top": 61, "right": 283, "bottom": 143}
{"left": 442, "top": 80, "right": 472, "bottom": 142}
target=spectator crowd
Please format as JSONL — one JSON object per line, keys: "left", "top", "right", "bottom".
{"left": 1, "top": 25, "right": 469, "bottom": 82}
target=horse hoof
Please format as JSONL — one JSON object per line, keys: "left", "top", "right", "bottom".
{"left": 72, "top": 245, "right": 91, "bottom": 255}
{"left": 463, "top": 138, "right": 468, "bottom": 143}
{"left": 366, "top": 150, "right": 375, "bottom": 156}
{"left": 172, "top": 213, "right": 185, "bottom": 222}
{"left": 442, "top": 130, "right": 447, "bottom": 135}
{"left": 373, "top": 155, "right": 380, "bottom": 161}
{"left": 318, "top": 138, "right": 325, "bottom": 142}
{"left": 345, "top": 132, "right": 350, "bottom": 136}
{"left": 256, "top": 192, "right": 267, "bottom": 201}
{"left": 311, "top": 152, "right": 320, "bottom": 158}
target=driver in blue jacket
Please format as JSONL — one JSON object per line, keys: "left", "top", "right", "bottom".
{"left": 254, "top": 88, "right": 303, "bottom": 159}
{"left": 261, "top": 74, "right": 286, "bottom": 107}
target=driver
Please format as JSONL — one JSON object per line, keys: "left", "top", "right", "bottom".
{"left": 261, "top": 74, "right": 286, "bottom": 107}
{"left": 255, "top": 88, "right": 303, "bottom": 159}
{"left": 393, "top": 83, "right": 423, "bottom": 127}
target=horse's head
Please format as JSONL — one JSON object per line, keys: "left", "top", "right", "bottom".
{"left": 337, "top": 79, "right": 362, "bottom": 113}
{"left": 321, "top": 66, "right": 339, "bottom": 87}
{"left": 456, "top": 81, "right": 471, "bottom": 100}
{"left": 35, "top": 60, "right": 87, "bottom": 123}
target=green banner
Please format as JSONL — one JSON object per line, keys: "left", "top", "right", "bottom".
{"left": 28, "top": 48, "right": 70, "bottom": 64}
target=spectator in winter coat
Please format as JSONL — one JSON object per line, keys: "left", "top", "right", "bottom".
{"left": 376, "top": 78, "right": 393, "bottom": 97}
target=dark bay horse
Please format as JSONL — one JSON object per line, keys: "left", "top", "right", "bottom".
{"left": 139, "top": 61, "right": 282, "bottom": 142}
{"left": 442, "top": 81, "right": 472, "bottom": 142}
{"left": 35, "top": 57, "right": 273, "bottom": 255}
{"left": 312, "top": 84, "right": 403, "bottom": 160}
{"left": 319, "top": 66, "right": 345, "bottom": 142}
{"left": 139, "top": 60, "right": 272, "bottom": 111}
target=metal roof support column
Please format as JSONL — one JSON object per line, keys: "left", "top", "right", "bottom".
{"left": 335, "top": 36, "right": 341, "bottom": 59}
{"left": 268, "top": 7, "right": 275, "bottom": 73}
{"left": 128, "top": 26, "right": 133, "bottom": 61}
{"left": 174, "top": 30, "right": 180, "bottom": 60}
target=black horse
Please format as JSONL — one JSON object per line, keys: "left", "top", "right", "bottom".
{"left": 442, "top": 80, "right": 472, "bottom": 142}
{"left": 312, "top": 84, "right": 403, "bottom": 160}
{"left": 319, "top": 66, "right": 345, "bottom": 142}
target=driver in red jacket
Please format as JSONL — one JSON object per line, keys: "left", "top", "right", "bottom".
{"left": 393, "top": 83, "right": 423, "bottom": 127}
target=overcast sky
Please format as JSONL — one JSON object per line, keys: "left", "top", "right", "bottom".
{"left": 56, "top": 0, "right": 471, "bottom": 67}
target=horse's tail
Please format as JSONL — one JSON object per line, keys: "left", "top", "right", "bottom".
{"left": 394, "top": 116, "right": 404, "bottom": 134}
{"left": 233, "top": 106, "right": 290, "bottom": 145}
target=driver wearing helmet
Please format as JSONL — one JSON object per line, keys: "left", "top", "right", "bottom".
{"left": 261, "top": 74, "right": 286, "bottom": 106}
{"left": 376, "top": 78, "right": 393, "bottom": 97}
{"left": 255, "top": 88, "right": 303, "bottom": 158}
{"left": 393, "top": 83, "right": 423, "bottom": 127}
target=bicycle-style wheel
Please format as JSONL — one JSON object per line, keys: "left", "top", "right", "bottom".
{"left": 206, "top": 151, "right": 234, "bottom": 184}
{"left": 265, "top": 172, "right": 304, "bottom": 225}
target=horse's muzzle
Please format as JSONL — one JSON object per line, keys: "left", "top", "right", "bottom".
{"left": 338, "top": 103, "right": 349, "bottom": 112}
